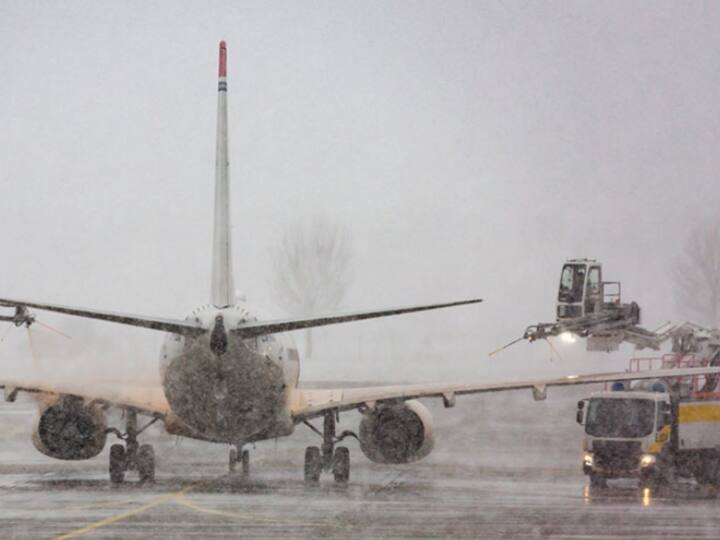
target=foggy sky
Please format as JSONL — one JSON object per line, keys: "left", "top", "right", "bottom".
{"left": 1, "top": 1, "right": 720, "bottom": 384}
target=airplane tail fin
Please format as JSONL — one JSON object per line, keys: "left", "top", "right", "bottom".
{"left": 210, "top": 41, "right": 235, "bottom": 307}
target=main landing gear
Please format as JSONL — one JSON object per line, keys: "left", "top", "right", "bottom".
{"left": 107, "top": 409, "right": 158, "bottom": 484}
{"left": 303, "top": 411, "right": 356, "bottom": 484}
{"left": 229, "top": 445, "right": 250, "bottom": 476}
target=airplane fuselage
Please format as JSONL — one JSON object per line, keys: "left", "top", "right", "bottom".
{"left": 159, "top": 304, "right": 299, "bottom": 444}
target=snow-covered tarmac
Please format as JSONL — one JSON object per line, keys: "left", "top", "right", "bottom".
{"left": 2, "top": 389, "right": 720, "bottom": 538}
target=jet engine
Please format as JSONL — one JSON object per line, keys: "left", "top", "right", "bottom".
{"left": 32, "top": 396, "right": 108, "bottom": 460}
{"left": 358, "top": 400, "right": 434, "bottom": 464}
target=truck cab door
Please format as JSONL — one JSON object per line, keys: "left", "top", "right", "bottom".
{"left": 584, "top": 265, "right": 602, "bottom": 315}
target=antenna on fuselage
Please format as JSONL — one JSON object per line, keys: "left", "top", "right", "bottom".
{"left": 210, "top": 40, "right": 235, "bottom": 308}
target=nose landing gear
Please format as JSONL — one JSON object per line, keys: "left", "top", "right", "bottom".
{"left": 303, "top": 411, "right": 357, "bottom": 485}
{"left": 107, "top": 409, "right": 158, "bottom": 484}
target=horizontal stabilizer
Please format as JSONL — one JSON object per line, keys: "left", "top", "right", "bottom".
{"left": 0, "top": 297, "right": 205, "bottom": 336}
{"left": 233, "top": 298, "right": 482, "bottom": 338}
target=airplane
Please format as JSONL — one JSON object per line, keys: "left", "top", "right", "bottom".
{"left": 1, "top": 41, "right": 718, "bottom": 485}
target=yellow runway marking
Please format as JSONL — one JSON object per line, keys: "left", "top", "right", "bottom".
{"left": 61, "top": 498, "right": 143, "bottom": 513}
{"left": 174, "top": 494, "right": 322, "bottom": 527}
{"left": 53, "top": 487, "right": 192, "bottom": 540}
{"left": 174, "top": 495, "right": 232, "bottom": 518}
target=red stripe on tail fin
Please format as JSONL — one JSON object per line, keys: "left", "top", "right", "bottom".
{"left": 219, "top": 41, "right": 227, "bottom": 78}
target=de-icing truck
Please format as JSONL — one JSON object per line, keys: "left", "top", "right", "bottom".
{"left": 577, "top": 340, "right": 720, "bottom": 487}
{"left": 499, "top": 258, "right": 720, "bottom": 488}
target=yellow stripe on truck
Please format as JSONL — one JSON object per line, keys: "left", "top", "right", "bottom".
{"left": 647, "top": 425, "right": 671, "bottom": 454}
{"left": 679, "top": 403, "right": 720, "bottom": 423}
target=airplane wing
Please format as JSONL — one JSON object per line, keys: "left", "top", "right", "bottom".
{"left": 290, "top": 366, "right": 720, "bottom": 420}
{"left": 232, "top": 298, "right": 482, "bottom": 338}
{"left": 0, "top": 377, "right": 170, "bottom": 418}
{"left": 0, "top": 297, "right": 205, "bottom": 336}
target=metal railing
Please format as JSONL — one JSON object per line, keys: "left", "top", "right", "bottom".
{"left": 601, "top": 281, "right": 622, "bottom": 304}
{"left": 624, "top": 354, "right": 719, "bottom": 398}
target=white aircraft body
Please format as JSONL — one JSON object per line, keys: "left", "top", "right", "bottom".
{"left": 1, "top": 42, "right": 718, "bottom": 484}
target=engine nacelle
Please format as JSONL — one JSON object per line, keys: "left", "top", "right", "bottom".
{"left": 358, "top": 400, "right": 434, "bottom": 464}
{"left": 32, "top": 396, "right": 107, "bottom": 460}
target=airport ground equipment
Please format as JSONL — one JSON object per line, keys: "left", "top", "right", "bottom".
{"left": 577, "top": 341, "right": 720, "bottom": 488}
{"left": 491, "top": 259, "right": 674, "bottom": 356}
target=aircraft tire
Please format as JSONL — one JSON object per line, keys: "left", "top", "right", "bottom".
{"left": 109, "top": 444, "right": 126, "bottom": 484}
{"left": 137, "top": 444, "right": 155, "bottom": 483}
{"left": 241, "top": 449, "right": 250, "bottom": 477}
{"left": 229, "top": 447, "right": 238, "bottom": 473}
{"left": 304, "top": 446, "right": 321, "bottom": 484}
{"left": 332, "top": 446, "right": 350, "bottom": 483}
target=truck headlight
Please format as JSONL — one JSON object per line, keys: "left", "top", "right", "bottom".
{"left": 583, "top": 452, "right": 593, "bottom": 466}
{"left": 640, "top": 454, "right": 656, "bottom": 468}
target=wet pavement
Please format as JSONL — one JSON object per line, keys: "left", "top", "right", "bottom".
{"left": 3, "top": 391, "right": 720, "bottom": 538}
{"left": 4, "top": 460, "right": 720, "bottom": 539}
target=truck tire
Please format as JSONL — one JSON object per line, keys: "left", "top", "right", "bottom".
{"left": 694, "top": 456, "right": 720, "bottom": 486}
{"left": 589, "top": 473, "right": 606, "bottom": 488}
{"left": 640, "top": 471, "right": 660, "bottom": 488}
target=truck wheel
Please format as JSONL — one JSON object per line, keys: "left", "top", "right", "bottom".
{"left": 693, "top": 470, "right": 710, "bottom": 485}
{"left": 589, "top": 474, "right": 606, "bottom": 488}
{"left": 641, "top": 467, "right": 668, "bottom": 488}
{"left": 640, "top": 475, "right": 657, "bottom": 489}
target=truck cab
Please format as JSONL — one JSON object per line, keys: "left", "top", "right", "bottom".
{"left": 557, "top": 259, "right": 603, "bottom": 320}
{"left": 577, "top": 389, "right": 671, "bottom": 486}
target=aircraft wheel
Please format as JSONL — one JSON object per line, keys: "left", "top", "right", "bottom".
{"left": 137, "top": 444, "right": 155, "bottom": 483}
{"left": 241, "top": 449, "right": 250, "bottom": 477}
{"left": 229, "top": 447, "right": 238, "bottom": 473}
{"left": 332, "top": 446, "right": 350, "bottom": 483}
{"left": 109, "top": 444, "right": 126, "bottom": 484}
{"left": 304, "top": 446, "right": 321, "bottom": 484}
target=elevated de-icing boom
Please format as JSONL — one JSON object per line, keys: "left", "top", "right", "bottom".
{"left": 492, "top": 259, "right": 673, "bottom": 356}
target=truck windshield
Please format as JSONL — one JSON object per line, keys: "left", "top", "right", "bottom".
{"left": 558, "top": 264, "right": 586, "bottom": 303}
{"left": 585, "top": 398, "right": 655, "bottom": 438}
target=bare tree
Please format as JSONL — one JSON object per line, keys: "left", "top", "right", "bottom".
{"left": 674, "top": 221, "right": 720, "bottom": 328}
{"left": 270, "top": 216, "right": 354, "bottom": 358}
